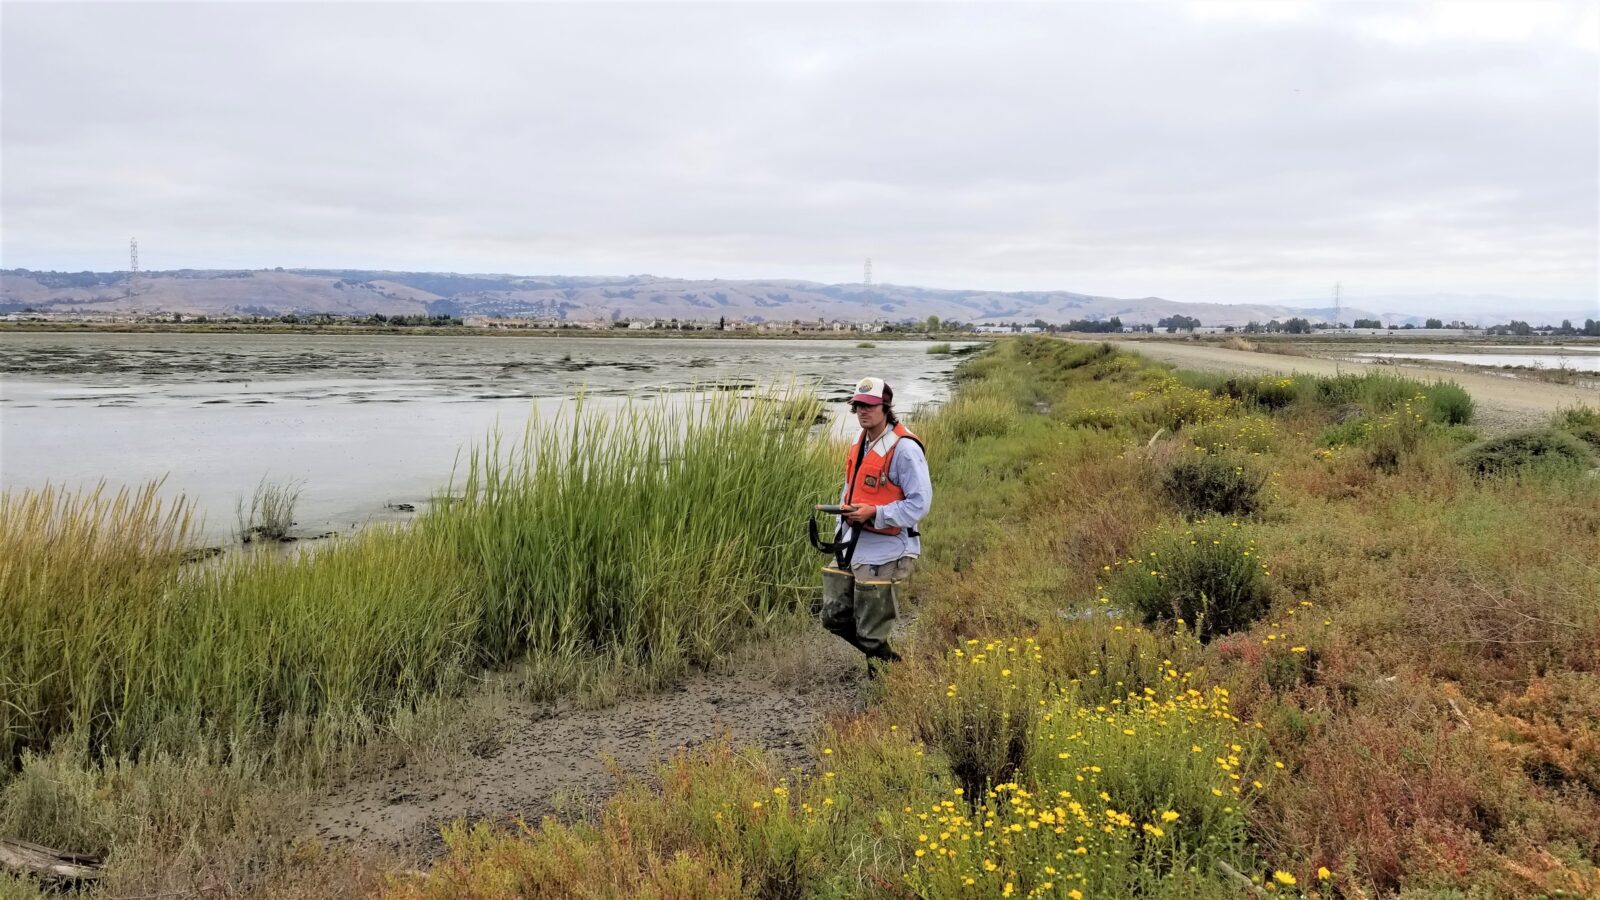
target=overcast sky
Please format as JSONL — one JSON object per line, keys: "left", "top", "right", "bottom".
{"left": 2, "top": 1, "right": 1595, "bottom": 306}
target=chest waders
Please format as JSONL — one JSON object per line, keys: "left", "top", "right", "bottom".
{"left": 809, "top": 432, "right": 909, "bottom": 661}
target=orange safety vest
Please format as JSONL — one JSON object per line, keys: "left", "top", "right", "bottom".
{"left": 844, "top": 422, "right": 925, "bottom": 536}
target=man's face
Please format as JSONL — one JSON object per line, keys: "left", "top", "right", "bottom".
{"left": 852, "top": 401, "right": 886, "bottom": 431}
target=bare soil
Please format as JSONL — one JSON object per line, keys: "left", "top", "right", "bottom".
{"left": 1095, "top": 338, "right": 1598, "bottom": 432}
{"left": 307, "top": 623, "right": 872, "bottom": 864}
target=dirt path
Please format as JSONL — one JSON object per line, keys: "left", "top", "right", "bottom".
{"left": 308, "top": 624, "right": 870, "bottom": 864}
{"left": 1093, "top": 338, "right": 1597, "bottom": 432}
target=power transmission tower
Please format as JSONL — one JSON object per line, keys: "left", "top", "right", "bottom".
{"left": 128, "top": 237, "right": 140, "bottom": 298}
{"left": 863, "top": 258, "right": 872, "bottom": 287}
{"left": 1333, "top": 281, "right": 1341, "bottom": 329}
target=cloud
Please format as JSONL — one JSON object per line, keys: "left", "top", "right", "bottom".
{"left": 1, "top": 1, "right": 1594, "bottom": 305}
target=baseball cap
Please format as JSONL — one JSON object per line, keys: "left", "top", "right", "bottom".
{"left": 851, "top": 377, "right": 887, "bottom": 405}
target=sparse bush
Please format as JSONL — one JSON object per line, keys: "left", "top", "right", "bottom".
{"left": 1162, "top": 453, "right": 1267, "bottom": 519}
{"left": 1455, "top": 428, "right": 1597, "bottom": 478}
{"left": 396, "top": 738, "right": 839, "bottom": 900}
{"left": 926, "top": 342, "right": 952, "bottom": 355}
{"left": 855, "top": 341, "right": 876, "bottom": 349}
{"left": 1112, "top": 523, "right": 1271, "bottom": 641}
{"left": 1362, "top": 397, "right": 1429, "bottom": 472}
{"left": 1311, "top": 373, "right": 1364, "bottom": 406}
{"left": 1319, "top": 419, "right": 1370, "bottom": 447}
{"left": 1195, "top": 375, "right": 1296, "bottom": 411}
{"left": 237, "top": 477, "right": 302, "bottom": 543}
{"left": 1187, "top": 413, "right": 1277, "bottom": 455}
{"left": 1036, "top": 619, "right": 1204, "bottom": 705}
{"left": 1424, "top": 381, "right": 1474, "bottom": 425}
{"left": 1089, "top": 354, "right": 1140, "bottom": 381}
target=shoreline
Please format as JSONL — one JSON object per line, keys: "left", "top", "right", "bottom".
{"left": 0, "top": 321, "right": 988, "bottom": 341}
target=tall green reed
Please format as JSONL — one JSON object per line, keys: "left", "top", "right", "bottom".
{"left": 425, "top": 389, "right": 837, "bottom": 688}
{"left": 1, "top": 386, "right": 838, "bottom": 772}
{"left": 0, "top": 483, "right": 193, "bottom": 766}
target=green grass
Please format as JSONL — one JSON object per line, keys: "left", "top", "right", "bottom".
{"left": 0, "top": 389, "right": 835, "bottom": 775}
{"left": 927, "top": 342, "right": 953, "bottom": 354}
{"left": 423, "top": 391, "right": 835, "bottom": 690}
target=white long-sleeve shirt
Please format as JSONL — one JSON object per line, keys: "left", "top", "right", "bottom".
{"left": 835, "top": 428, "right": 932, "bottom": 566}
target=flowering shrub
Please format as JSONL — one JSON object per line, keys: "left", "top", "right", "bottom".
{"left": 899, "top": 637, "right": 1052, "bottom": 797}
{"left": 1251, "top": 377, "right": 1300, "bottom": 411}
{"left": 1111, "top": 522, "right": 1271, "bottom": 641}
{"left": 1364, "top": 396, "right": 1429, "bottom": 471}
{"left": 1186, "top": 413, "right": 1279, "bottom": 455}
{"left": 1066, "top": 407, "right": 1118, "bottom": 430}
{"left": 901, "top": 676, "right": 1271, "bottom": 898}
{"left": 1129, "top": 378, "right": 1237, "bottom": 432}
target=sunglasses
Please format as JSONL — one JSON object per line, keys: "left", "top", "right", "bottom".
{"left": 849, "top": 402, "right": 879, "bottom": 412}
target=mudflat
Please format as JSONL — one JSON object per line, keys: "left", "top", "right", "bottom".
{"left": 308, "top": 614, "right": 872, "bottom": 863}
{"left": 1, "top": 333, "right": 974, "bottom": 540}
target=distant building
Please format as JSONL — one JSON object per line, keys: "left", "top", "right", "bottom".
{"left": 464, "top": 315, "right": 552, "bottom": 329}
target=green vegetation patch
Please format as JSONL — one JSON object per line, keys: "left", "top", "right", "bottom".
{"left": 1455, "top": 427, "right": 1598, "bottom": 478}
{"left": 1554, "top": 404, "right": 1600, "bottom": 451}
{"left": 1162, "top": 452, "right": 1268, "bottom": 520}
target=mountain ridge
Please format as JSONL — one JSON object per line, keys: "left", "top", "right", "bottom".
{"left": 4, "top": 267, "right": 1588, "bottom": 326}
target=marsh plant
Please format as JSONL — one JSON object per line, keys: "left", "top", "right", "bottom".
{"left": 926, "top": 342, "right": 953, "bottom": 355}
{"left": 773, "top": 389, "right": 826, "bottom": 429}
{"left": 236, "top": 476, "right": 303, "bottom": 543}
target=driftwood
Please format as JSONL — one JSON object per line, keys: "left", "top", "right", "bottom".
{"left": 1214, "top": 859, "right": 1269, "bottom": 898}
{"left": 0, "top": 837, "right": 102, "bottom": 883}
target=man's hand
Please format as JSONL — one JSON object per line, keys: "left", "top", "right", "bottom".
{"left": 844, "top": 503, "right": 877, "bottom": 526}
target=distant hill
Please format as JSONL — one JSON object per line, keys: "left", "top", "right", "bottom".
{"left": 1273, "top": 293, "right": 1599, "bottom": 328}
{"left": 3, "top": 267, "right": 1417, "bottom": 326}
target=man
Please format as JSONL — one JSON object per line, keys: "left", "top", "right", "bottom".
{"left": 819, "top": 376, "right": 932, "bottom": 668}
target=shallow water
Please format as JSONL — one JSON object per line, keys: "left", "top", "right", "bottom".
{"left": 1351, "top": 351, "right": 1600, "bottom": 372}
{"left": 1, "top": 333, "right": 975, "bottom": 541}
